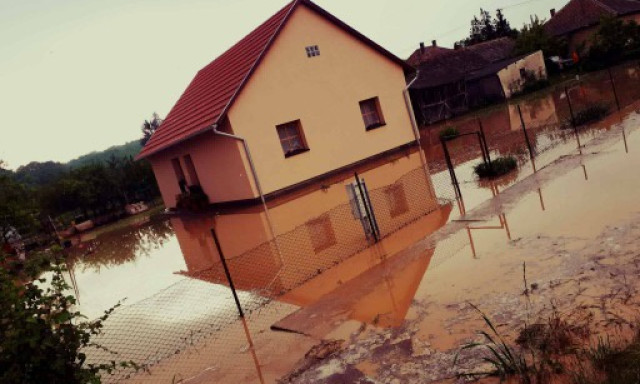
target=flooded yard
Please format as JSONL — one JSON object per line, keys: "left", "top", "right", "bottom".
{"left": 64, "top": 63, "right": 640, "bottom": 384}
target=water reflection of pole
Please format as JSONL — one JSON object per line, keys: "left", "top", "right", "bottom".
{"left": 240, "top": 317, "right": 266, "bottom": 384}
{"left": 581, "top": 164, "right": 589, "bottom": 181}
{"left": 608, "top": 68, "right": 621, "bottom": 112}
{"left": 466, "top": 213, "right": 511, "bottom": 258}
{"left": 466, "top": 226, "right": 477, "bottom": 259}
{"left": 538, "top": 188, "right": 546, "bottom": 211}
{"left": 500, "top": 213, "right": 511, "bottom": 241}
{"left": 517, "top": 105, "right": 535, "bottom": 162}
{"left": 622, "top": 127, "right": 629, "bottom": 153}
{"left": 565, "top": 86, "right": 582, "bottom": 149}
{"left": 65, "top": 259, "right": 81, "bottom": 305}
{"left": 210, "top": 228, "right": 244, "bottom": 318}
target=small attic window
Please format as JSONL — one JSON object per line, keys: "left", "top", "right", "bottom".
{"left": 305, "top": 45, "right": 320, "bottom": 58}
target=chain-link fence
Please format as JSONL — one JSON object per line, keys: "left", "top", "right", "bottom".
{"left": 419, "top": 60, "right": 640, "bottom": 210}
{"left": 82, "top": 62, "right": 640, "bottom": 384}
{"left": 82, "top": 151, "right": 456, "bottom": 383}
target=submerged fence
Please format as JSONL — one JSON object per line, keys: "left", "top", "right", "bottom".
{"left": 422, "top": 60, "right": 640, "bottom": 208}
{"left": 84, "top": 156, "right": 456, "bottom": 383}
{"left": 82, "top": 62, "right": 640, "bottom": 384}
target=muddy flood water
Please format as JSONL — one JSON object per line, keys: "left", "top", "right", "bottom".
{"left": 66, "top": 65, "right": 640, "bottom": 384}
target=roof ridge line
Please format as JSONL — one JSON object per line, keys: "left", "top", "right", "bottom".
{"left": 213, "top": 0, "right": 300, "bottom": 127}
{"left": 590, "top": 0, "right": 619, "bottom": 14}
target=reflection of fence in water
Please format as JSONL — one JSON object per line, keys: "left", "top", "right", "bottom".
{"left": 204, "top": 164, "right": 448, "bottom": 299}
{"left": 87, "top": 162, "right": 455, "bottom": 383}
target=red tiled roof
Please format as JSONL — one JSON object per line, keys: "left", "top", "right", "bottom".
{"left": 138, "top": 0, "right": 412, "bottom": 159}
{"left": 545, "top": 0, "right": 640, "bottom": 37}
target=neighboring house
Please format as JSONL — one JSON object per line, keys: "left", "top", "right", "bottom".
{"left": 407, "top": 39, "right": 547, "bottom": 125}
{"left": 544, "top": 0, "right": 640, "bottom": 54}
{"left": 138, "top": 0, "right": 419, "bottom": 209}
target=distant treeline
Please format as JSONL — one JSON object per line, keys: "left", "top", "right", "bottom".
{"left": 1, "top": 141, "right": 159, "bottom": 244}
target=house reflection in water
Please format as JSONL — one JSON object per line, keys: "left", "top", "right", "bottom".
{"left": 172, "top": 148, "right": 452, "bottom": 325}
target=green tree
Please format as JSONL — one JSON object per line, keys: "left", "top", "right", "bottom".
{"left": 587, "top": 16, "right": 640, "bottom": 66}
{"left": 514, "top": 16, "right": 567, "bottom": 58}
{"left": 459, "top": 8, "right": 516, "bottom": 47}
{"left": 15, "top": 161, "right": 68, "bottom": 186}
{"left": 0, "top": 163, "right": 38, "bottom": 245}
{"left": 1, "top": 250, "right": 135, "bottom": 383}
{"left": 139, "top": 113, "right": 163, "bottom": 147}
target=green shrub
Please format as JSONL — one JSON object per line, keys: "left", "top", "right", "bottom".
{"left": 474, "top": 156, "right": 518, "bottom": 179}
{"left": 439, "top": 126, "right": 460, "bottom": 141}
{"left": 1, "top": 250, "right": 137, "bottom": 383}
{"left": 572, "top": 104, "right": 609, "bottom": 126}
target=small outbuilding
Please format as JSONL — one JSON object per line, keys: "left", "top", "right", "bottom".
{"left": 407, "top": 38, "right": 547, "bottom": 125}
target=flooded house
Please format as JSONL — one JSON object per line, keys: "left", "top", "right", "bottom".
{"left": 171, "top": 147, "right": 447, "bottom": 300}
{"left": 545, "top": 0, "right": 640, "bottom": 54}
{"left": 137, "top": 0, "right": 423, "bottom": 211}
{"left": 407, "top": 39, "right": 547, "bottom": 125}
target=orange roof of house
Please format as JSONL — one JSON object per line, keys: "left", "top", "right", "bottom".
{"left": 138, "top": 0, "right": 412, "bottom": 160}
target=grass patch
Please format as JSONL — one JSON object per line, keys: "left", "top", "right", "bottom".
{"left": 455, "top": 303, "right": 640, "bottom": 384}
{"left": 455, "top": 304, "right": 561, "bottom": 383}
{"left": 439, "top": 126, "right": 459, "bottom": 141}
{"left": 572, "top": 334, "right": 640, "bottom": 384}
{"left": 571, "top": 104, "right": 609, "bottom": 127}
{"left": 474, "top": 156, "right": 518, "bottom": 179}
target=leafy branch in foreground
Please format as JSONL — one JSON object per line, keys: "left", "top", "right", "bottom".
{"left": 1, "top": 250, "right": 139, "bottom": 383}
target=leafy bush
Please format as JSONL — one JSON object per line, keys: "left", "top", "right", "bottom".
{"left": 572, "top": 104, "right": 609, "bottom": 126}
{"left": 439, "top": 126, "right": 460, "bottom": 141}
{"left": 1, "top": 250, "right": 136, "bottom": 383}
{"left": 474, "top": 156, "right": 518, "bottom": 179}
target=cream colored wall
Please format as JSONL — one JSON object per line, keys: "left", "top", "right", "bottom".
{"left": 228, "top": 5, "right": 416, "bottom": 195}
{"left": 498, "top": 51, "right": 547, "bottom": 98}
{"left": 149, "top": 131, "right": 256, "bottom": 208}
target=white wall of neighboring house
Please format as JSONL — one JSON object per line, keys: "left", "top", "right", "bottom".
{"left": 498, "top": 50, "right": 548, "bottom": 98}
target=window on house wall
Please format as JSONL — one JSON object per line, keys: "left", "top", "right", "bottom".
{"left": 519, "top": 68, "right": 527, "bottom": 79}
{"left": 359, "top": 97, "right": 385, "bottom": 130}
{"left": 171, "top": 158, "right": 187, "bottom": 193}
{"left": 307, "top": 215, "right": 337, "bottom": 253}
{"left": 305, "top": 45, "right": 320, "bottom": 58}
{"left": 384, "top": 184, "right": 409, "bottom": 218}
{"left": 183, "top": 155, "right": 200, "bottom": 186}
{"left": 276, "top": 120, "right": 308, "bottom": 158}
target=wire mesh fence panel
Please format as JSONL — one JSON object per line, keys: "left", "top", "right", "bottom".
{"left": 84, "top": 277, "right": 267, "bottom": 383}
{"left": 80, "top": 155, "right": 456, "bottom": 383}
{"left": 367, "top": 167, "right": 441, "bottom": 238}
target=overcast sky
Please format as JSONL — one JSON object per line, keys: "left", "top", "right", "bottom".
{"left": 0, "top": 0, "right": 567, "bottom": 169}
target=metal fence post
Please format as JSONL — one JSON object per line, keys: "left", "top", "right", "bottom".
{"left": 210, "top": 228, "right": 244, "bottom": 318}
{"left": 608, "top": 67, "right": 621, "bottom": 112}
{"left": 477, "top": 118, "right": 492, "bottom": 167}
{"left": 565, "top": 86, "right": 582, "bottom": 149}
{"left": 517, "top": 104, "right": 535, "bottom": 161}
{"left": 440, "top": 138, "right": 463, "bottom": 201}
{"left": 354, "top": 172, "right": 379, "bottom": 243}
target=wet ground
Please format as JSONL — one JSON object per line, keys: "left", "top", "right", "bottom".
{"left": 282, "top": 108, "right": 640, "bottom": 383}
{"left": 64, "top": 63, "right": 640, "bottom": 383}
